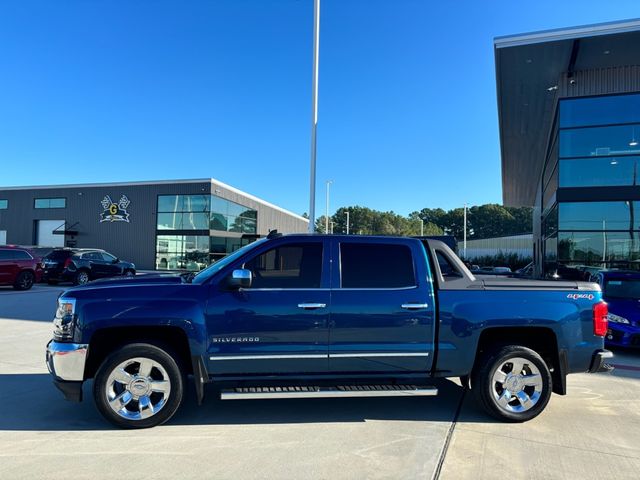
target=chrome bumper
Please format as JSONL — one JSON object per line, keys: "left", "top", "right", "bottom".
{"left": 588, "top": 349, "right": 614, "bottom": 373}
{"left": 46, "top": 341, "right": 88, "bottom": 382}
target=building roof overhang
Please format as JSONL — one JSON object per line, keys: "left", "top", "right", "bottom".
{"left": 495, "top": 18, "right": 640, "bottom": 206}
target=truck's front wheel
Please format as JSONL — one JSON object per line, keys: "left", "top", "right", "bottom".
{"left": 93, "top": 343, "right": 184, "bottom": 429}
{"left": 472, "top": 345, "right": 552, "bottom": 422}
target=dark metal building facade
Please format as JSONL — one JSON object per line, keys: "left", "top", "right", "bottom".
{"left": 0, "top": 179, "right": 308, "bottom": 270}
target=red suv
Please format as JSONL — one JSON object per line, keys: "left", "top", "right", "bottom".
{"left": 0, "top": 246, "right": 44, "bottom": 290}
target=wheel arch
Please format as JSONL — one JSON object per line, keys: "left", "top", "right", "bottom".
{"left": 472, "top": 326, "right": 566, "bottom": 395}
{"left": 84, "top": 326, "right": 194, "bottom": 381}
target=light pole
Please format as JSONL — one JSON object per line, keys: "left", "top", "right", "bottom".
{"left": 463, "top": 203, "right": 468, "bottom": 259}
{"left": 419, "top": 218, "right": 424, "bottom": 237}
{"left": 345, "top": 210, "right": 350, "bottom": 234}
{"left": 307, "top": 0, "right": 321, "bottom": 233}
{"left": 330, "top": 221, "right": 335, "bottom": 234}
{"left": 325, "top": 180, "right": 332, "bottom": 233}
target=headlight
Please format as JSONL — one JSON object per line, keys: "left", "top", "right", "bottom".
{"left": 607, "top": 313, "right": 630, "bottom": 325}
{"left": 53, "top": 297, "right": 77, "bottom": 341}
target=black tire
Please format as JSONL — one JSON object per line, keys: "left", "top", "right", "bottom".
{"left": 124, "top": 269, "right": 136, "bottom": 278}
{"left": 13, "top": 270, "right": 35, "bottom": 290}
{"left": 93, "top": 343, "right": 184, "bottom": 429}
{"left": 471, "top": 345, "right": 552, "bottom": 422}
{"left": 74, "top": 270, "right": 90, "bottom": 285}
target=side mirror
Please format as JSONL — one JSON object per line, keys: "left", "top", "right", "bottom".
{"left": 228, "top": 269, "right": 252, "bottom": 289}
{"left": 112, "top": 258, "right": 119, "bottom": 264}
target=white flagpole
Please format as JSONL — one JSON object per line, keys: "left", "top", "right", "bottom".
{"left": 307, "top": 0, "right": 321, "bottom": 233}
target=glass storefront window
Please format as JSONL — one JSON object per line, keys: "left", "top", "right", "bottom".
{"left": 559, "top": 156, "right": 640, "bottom": 187}
{"left": 157, "top": 194, "right": 256, "bottom": 233}
{"left": 560, "top": 94, "right": 640, "bottom": 128}
{"left": 558, "top": 232, "right": 640, "bottom": 263}
{"left": 560, "top": 124, "right": 640, "bottom": 158}
{"left": 157, "top": 195, "right": 210, "bottom": 213}
{"left": 559, "top": 202, "right": 640, "bottom": 231}
{"left": 156, "top": 194, "right": 258, "bottom": 268}
{"left": 156, "top": 235, "right": 209, "bottom": 271}
{"left": 157, "top": 212, "right": 209, "bottom": 230}
{"left": 543, "top": 205, "right": 558, "bottom": 238}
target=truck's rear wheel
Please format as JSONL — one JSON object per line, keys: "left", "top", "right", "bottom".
{"left": 93, "top": 343, "right": 184, "bottom": 429}
{"left": 472, "top": 345, "right": 552, "bottom": 422}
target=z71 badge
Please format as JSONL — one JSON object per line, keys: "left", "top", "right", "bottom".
{"left": 212, "top": 336, "right": 260, "bottom": 343}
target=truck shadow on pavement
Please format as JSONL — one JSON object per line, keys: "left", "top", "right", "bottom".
{"left": 0, "top": 374, "right": 498, "bottom": 431}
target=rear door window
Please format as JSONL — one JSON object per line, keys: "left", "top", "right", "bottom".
{"left": 12, "top": 250, "right": 31, "bottom": 260}
{"left": 340, "top": 243, "right": 416, "bottom": 288}
{"left": 46, "top": 250, "right": 72, "bottom": 261}
{"left": 0, "top": 250, "right": 14, "bottom": 261}
{"left": 101, "top": 252, "right": 117, "bottom": 262}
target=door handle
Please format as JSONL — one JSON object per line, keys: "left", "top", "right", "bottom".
{"left": 298, "top": 303, "right": 327, "bottom": 310}
{"left": 401, "top": 303, "right": 429, "bottom": 310}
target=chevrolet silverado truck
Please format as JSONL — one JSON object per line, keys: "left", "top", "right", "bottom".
{"left": 46, "top": 234, "right": 612, "bottom": 428}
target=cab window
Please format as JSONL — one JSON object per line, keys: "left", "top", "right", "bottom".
{"left": 243, "top": 243, "right": 323, "bottom": 289}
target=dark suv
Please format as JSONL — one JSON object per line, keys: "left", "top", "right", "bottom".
{"left": 0, "top": 246, "right": 44, "bottom": 290}
{"left": 43, "top": 248, "right": 136, "bottom": 285}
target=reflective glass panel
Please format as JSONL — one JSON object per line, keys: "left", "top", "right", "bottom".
{"left": 558, "top": 232, "right": 640, "bottom": 263}
{"left": 0, "top": 200, "right": 7, "bottom": 209}
{"left": 182, "top": 195, "right": 210, "bottom": 212}
{"left": 155, "top": 235, "right": 209, "bottom": 271}
{"left": 35, "top": 198, "right": 66, "bottom": 209}
{"left": 559, "top": 202, "right": 639, "bottom": 231}
{"left": 210, "top": 213, "right": 227, "bottom": 231}
{"left": 559, "top": 157, "right": 640, "bottom": 187}
{"left": 157, "top": 213, "right": 183, "bottom": 230}
{"left": 158, "top": 195, "right": 182, "bottom": 212}
{"left": 560, "top": 94, "right": 640, "bottom": 128}
{"left": 560, "top": 124, "right": 640, "bottom": 158}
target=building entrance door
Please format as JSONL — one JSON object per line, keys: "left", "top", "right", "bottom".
{"left": 36, "top": 220, "right": 65, "bottom": 247}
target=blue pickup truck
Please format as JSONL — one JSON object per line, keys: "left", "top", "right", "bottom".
{"left": 46, "top": 234, "right": 612, "bottom": 428}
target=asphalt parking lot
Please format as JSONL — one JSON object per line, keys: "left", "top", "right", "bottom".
{"left": 1, "top": 285, "right": 639, "bottom": 479}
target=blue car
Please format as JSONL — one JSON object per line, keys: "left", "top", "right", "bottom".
{"left": 594, "top": 271, "right": 640, "bottom": 348}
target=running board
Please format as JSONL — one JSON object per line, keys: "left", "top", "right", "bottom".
{"left": 220, "top": 385, "right": 438, "bottom": 400}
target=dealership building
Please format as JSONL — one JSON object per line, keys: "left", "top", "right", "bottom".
{"left": 496, "top": 19, "right": 640, "bottom": 276}
{"left": 0, "top": 179, "right": 308, "bottom": 270}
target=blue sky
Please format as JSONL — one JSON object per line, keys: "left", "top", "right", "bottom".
{"left": 1, "top": 1, "right": 639, "bottom": 216}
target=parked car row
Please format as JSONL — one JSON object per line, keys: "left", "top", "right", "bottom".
{"left": 0, "top": 245, "right": 135, "bottom": 290}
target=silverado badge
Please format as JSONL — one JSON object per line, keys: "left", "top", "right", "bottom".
{"left": 212, "top": 336, "right": 260, "bottom": 343}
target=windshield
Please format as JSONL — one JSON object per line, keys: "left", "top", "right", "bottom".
{"left": 604, "top": 278, "right": 640, "bottom": 299}
{"left": 191, "top": 238, "right": 268, "bottom": 284}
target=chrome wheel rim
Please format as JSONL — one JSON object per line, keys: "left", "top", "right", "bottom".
{"left": 124, "top": 271, "right": 134, "bottom": 277}
{"left": 491, "top": 357, "right": 543, "bottom": 413}
{"left": 77, "top": 272, "right": 89, "bottom": 284}
{"left": 105, "top": 357, "right": 171, "bottom": 421}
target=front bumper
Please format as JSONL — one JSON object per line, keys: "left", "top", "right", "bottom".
{"left": 588, "top": 349, "right": 614, "bottom": 373}
{"left": 46, "top": 340, "right": 88, "bottom": 381}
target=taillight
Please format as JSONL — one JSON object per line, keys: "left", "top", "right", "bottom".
{"left": 593, "top": 302, "right": 608, "bottom": 337}
{"left": 63, "top": 257, "right": 73, "bottom": 268}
